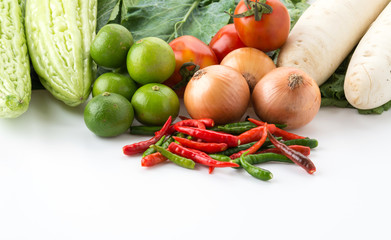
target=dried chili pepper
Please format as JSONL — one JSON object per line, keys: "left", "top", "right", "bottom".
{"left": 152, "top": 145, "right": 195, "bottom": 169}
{"left": 248, "top": 118, "right": 306, "bottom": 140}
{"left": 141, "top": 152, "right": 167, "bottom": 167}
{"left": 123, "top": 116, "right": 172, "bottom": 156}
{"left": 172, "top": 136, "right": 228, "bottom": 153}
{"left": 257, "top": 145, "right": 311, "bottom": 156}
{"left": 267, "top": 130, "right": 316, "bottom": 174}
{"left": 174, "top": 125, "right": 240, "bottom": 147}
{"left": 230, "top": 123, "right": 268, "bottom": 159}
{"left": 168, "top": 142, "right": 239, "bottom": 168}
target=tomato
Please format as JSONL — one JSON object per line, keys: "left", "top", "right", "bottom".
{"left": 163, "top": 35, "right": 218, "bottom": 98}
{"left": 233, "top": 0, "right": 290, "bottom": 52}
{"left": 209, "top": 24, "right": 246, "bottom": 62}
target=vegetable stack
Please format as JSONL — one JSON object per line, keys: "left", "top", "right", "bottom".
{"left": 123, "top": 116, "right": 319, "bottom": 181}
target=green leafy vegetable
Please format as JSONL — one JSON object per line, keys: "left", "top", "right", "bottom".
{"left": 280, "top": 0, "right": 310, "bottom": 29}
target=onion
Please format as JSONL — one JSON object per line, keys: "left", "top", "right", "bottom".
{"left": 184, "top": 65, "right": 250, "bottom": 125}
{"left": 220, "top": 47, "right": 276, "bottom": 92}
{"left": 252, "top": 67, "right": 321, "bottom": 129}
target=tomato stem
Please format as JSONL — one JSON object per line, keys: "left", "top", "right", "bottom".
{"left": 230, "top": 0, "right": 272, "bottom": 21}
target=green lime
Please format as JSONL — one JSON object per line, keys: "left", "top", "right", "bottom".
{"left": 131, "top": 83, "right": 179, "bottom": 126}
{"left": 90, "top": 24, "right": 134, "bottom": 69}
{"left": 126, "top": 37, "right": 176, "bottom": 85}
{"left": 92, "top": 72, "right": 138, "bottom": 101}
{"left": 84, "top": 92, "right": 134, "bottom": 137}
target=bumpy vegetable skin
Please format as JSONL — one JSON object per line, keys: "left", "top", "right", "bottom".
{"left": 25, "top": 0, "right": 97, "bottom": 106}
{"left": 0, "top": 0, "right": 31, "bottom": 118}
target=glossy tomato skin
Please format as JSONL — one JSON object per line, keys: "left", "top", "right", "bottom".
{"left": 209, "top": 24, "right": 246, "bottom": 63}
{"left": 163, "top": 35, "right": 219, "bottom": 98}
{"left": 233, "top": 0, "right": 290, "bottom": 52}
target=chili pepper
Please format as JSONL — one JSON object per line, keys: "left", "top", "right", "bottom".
{"left": 208, "top": 154, "right": 232, "bottom": 162}
{"left": 230, "top": 123, "right": 268, "bottom": 159}
{"left": 257, "top": 145, "right": 311, "bottom": 156}
{"left": 179, "top": 116, "right": 215, "bottom": 128}
{"left": 161, "top": 136, "right": 175, "bottom": 149}
{"left": 123, "top": 116, "right": 172, "bottom": 155}
{"left": 152, "top": 145, "right": 195, "bottom": 169}
{"left": 280, "top": 138, "right": 318, "bottom": 149}
{"left": 168, "top": 142, "right": 240, "bottom": 168}
{"left": 213, "top": 121, "right": 257, "bottom": 134}
{"left": 174, "top": 119, "right": 206, "bottom": 129}
{"left": 129, "top": 125, "right": 163, "bottom": 136}
{"left": 239, "top": 152, "right": 273, "bottom": 181}
{"left": 232, "top": 152, "right": 293, "bottom": 167}
{"left": 172, "top": 136, "right": 228, "bottom": 153}
{"left": 267, "top": 130, "right": 316, "bottom": 174}
{"left": 141, "top": 152, "right": 167, "bottom": 167}
{"left": 237, "top": 125, "right": 267, "bottom": 144}
{"left": 248, "top": 118, "right": 305, "bottom": 140}
{"left": 174, "top": 125, "right": 240, "bottom": 147}
{"left": 142, "top": 135, "right": 166, "bottom": 157}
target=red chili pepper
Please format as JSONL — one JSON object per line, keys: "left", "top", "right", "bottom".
{"left": 257, "top": 145, "right": 311, "bottom": 156}
{"left": 237, "top": 125, "right": 267, "bottom": 144}
{"left": 174, "top": 125, "right": 240, "bottom": 147}
{"left": 172, "top": 136, "right": 228, "bottom": 153}
{"left": 168, "top": 142, "right": 240, "bottom": 168}
{"left": 178, "top": 116, "right": 215, "bottom": 128}
{"left": 230, "top": 123, "right": 268, "bottom": 159}
{"left": 123, "top": 116, "right": 172, "bottom": 155}
{"left": 248, "top": 118, "right": 305, "bottom": 140}
{"left": 174, "top": 119, "right": 206, "bottom": 129}
{"left": 267, "top": 130, "right": 316, "bottom": 174}
{"left": 141, "top": 152, "right": 167, "bottom": 167}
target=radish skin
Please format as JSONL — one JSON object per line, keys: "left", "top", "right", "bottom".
{"left": 344, "top": 3, "right": 391, "bottom": 110}
{"left": 277, "top": 0, "right": 389, "bottom": 86}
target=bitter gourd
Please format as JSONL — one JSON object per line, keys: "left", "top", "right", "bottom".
{"left": 25, "top": 0, "right": 97, "bottom": 106}
{"left": 0, "top": 0, "right": 31, "bottom": 118}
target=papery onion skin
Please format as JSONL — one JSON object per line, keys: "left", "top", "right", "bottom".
{"left": 184, "top": 65, "right": 250, "bottom": 125}
{"left": 252, "top": 67, "right": 321, "bottom": 130}
{"left": 220, "top": 47, "right": 276, "bottom": 92}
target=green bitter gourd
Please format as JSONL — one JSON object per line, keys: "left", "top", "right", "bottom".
{"left": 0, "top": 0, "right": 31, "bottom": 118}
{"left": 25, "top": 0, "right": 97, "bottom": 107}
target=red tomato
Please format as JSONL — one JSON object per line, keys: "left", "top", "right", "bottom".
{"left": 233, "top": 0, "right": 290, "bottom": 52}
{"left": 163, "top": 35, "right": 218, "bottom": 98}
{"left": 209, "top": 24, "right": 246, "bottom": 63}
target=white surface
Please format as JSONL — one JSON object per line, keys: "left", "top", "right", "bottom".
{"left": 1, "top": 90, "right": 391, "bottom": 240}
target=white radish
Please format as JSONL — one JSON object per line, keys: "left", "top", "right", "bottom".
{"left": 277, "top": 0, "right": 389, "bottom": 86}
{"left": 344, "top": 3, "right": 391, "bottom": 109}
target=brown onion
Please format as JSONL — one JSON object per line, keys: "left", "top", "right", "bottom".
{"left": 220, "top": 47, "right": 276, "bottom": 92}
{"left": 184, "top": 65, "right": 250, "bottom": 125}
{"left": 252, "top": 67, "right": 321, "bottom": 129}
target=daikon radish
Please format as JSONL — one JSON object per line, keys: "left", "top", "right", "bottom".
{"left": 277, "top": 0, "right": 389, "bottom": 86}
{"left": 344, "top": 3, "right": 391, "bottom": 110}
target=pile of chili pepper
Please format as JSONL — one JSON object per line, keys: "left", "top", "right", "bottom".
{"left": 123, "top": 116, "right": 319, "bottom": 181}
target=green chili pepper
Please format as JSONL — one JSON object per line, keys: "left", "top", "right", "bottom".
{"left": 239, "top": 152, "right": 273, "bottom": 181}
{"left": 262, "top": 138, "right": 318, "bottom": 149}
{"left": 161, "top": 136, "right": 174, "bottom": 149}
{"left": 130, "top": 125, "right": 163, "bottom": 136}
{"left": 232, "top": 152, "right": 293, "bottom": 167}
{"left": 142, "top": 135, "right": 166, "bottom": 157}
{"left": 152, "top": 145, "right": 195, "bottom": 169}
{"left": 208, "top": 154, "right": 232, "bottom": 162}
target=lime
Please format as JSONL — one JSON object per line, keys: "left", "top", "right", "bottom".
{"left": 90, "top": 24, "right": 134, "bottom": 69}
{"left": 131, "top": 83, "right": 179, "bottom": 126}
{"left": 84, "top": 92, "right": 134, "bottom": 137}
{"left": 92, "top": 72, "right": 138, "bottom": 101}
{"left": 126, "top": 37, "right": 176, "bottom": 85}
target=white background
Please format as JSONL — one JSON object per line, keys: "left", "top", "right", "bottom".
{"left": 1, "top": 90, "right": 391, "bottom": 240}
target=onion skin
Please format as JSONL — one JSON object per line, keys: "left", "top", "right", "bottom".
{"left": 252, "top": 67, "right": 321, "bottom": 129}
{"left": 184, "top": 65, "right": 250, "bottom": 125}
{"left": 220, "top": 47, "right": 276, "bottom": 92}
